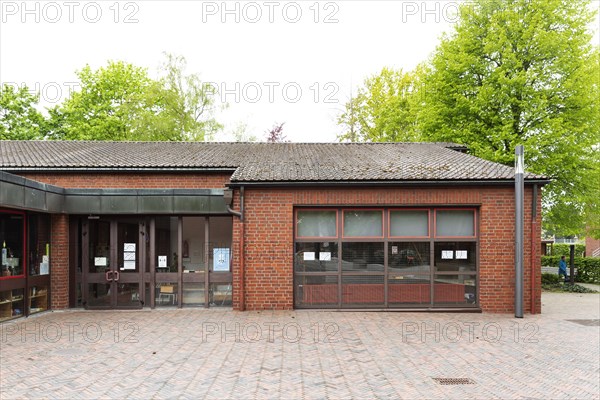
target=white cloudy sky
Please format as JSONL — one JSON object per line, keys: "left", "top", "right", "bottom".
{"left": 1, "top": 1, "right": 598, "bottom": 142}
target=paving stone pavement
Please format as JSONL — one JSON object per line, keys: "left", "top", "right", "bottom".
{"left": 1, "top": 292, "right": 599, "bottom": 400}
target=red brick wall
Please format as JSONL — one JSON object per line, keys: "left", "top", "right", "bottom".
{"left": 50, "top": 214, "right": 69, "bottom": 309}
{"left": 19, "top": 172, "right": 231, "bottom": 189}
{"left": 232, "top": 186, "right": 542, "bottom": 313}
{"left": 586, "top": 237, "right": 600, "bottom": 257}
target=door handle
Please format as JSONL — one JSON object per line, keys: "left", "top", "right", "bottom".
{"left": 105, "top": 271, "right": 113, "bottom": 282}
{"left": 113, "top": 270, "right": 120, "bottom": 282}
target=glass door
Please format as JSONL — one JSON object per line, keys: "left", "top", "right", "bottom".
{"left": 83, "top": 218, "right": 143, "bottom": 309}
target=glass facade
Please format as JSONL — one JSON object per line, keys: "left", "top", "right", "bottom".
{"left": 295, "top": 208, "right": 478, "bottom": 309}
{"left": 0, "top": 210, "right": 51, "bottom": 321}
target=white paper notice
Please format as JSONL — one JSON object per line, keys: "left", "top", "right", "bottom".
{"left": 158, "top": 256, "right": 167, "bottom": 268}
{"left": 391, "top": 246, "right": 398, "bottom": 255}
{"left": 123, "top": 243, "right": 136, "bottom": 252}
{"left": 123, "top": 252, "right": 136, "bottom": 261}
{"left": 94, "top": 257, "right": 107, "bottom": 266}
{"left": 319, "top": 252, "right": 331, "bottom": 261}
{"left": 123, "top": 260, "right": 136, "bottom": 270}
{"left": 442, "top": 250, "right": 454, "bottom": 259}
{"left": 456, "top": 250, "right": 467, "bottom": 259}
{"left": 303, "top": 252, "right": 315, "bottom": 261}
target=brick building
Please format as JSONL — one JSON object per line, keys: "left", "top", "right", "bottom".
{"left": 0, "top": 141, "right": 548, "bottom": 320}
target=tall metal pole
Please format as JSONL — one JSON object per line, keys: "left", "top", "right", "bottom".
{"left": 515, "top": 145, "right": 524, "bottom": 318}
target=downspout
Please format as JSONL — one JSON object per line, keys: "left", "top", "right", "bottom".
{"left": 531, "top": 184, "right": 538, "bottom": 314}
{"left": 227, "top": 186, "right": 245, "bottom": 311}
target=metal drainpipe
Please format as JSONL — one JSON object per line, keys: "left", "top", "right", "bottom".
{"left": 531, "top": 184, "right": 538, "bottom": 314}
{"left": 515, "top": 146, "right": 524, "bottom": 318}
{"left": 227, "top": 187, "right": 245, "bottom": 311}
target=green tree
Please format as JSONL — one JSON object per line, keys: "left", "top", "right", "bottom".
{"left": 155, "top": 54, "right": 222, "bottom": 142}
{"left": 0, "top": 84, "right": 46, "bottom": 140}
{"left": 47, "top": 56, "right": 222, "bottom": 141}
{"left": 418, "top": 0, "right": 599, "bottom": 237}
{"left": 46, "top": 61, "right": 160, "bottom": 141}
{"left": 337, "top": 67, "right": 422, "bottom": 142}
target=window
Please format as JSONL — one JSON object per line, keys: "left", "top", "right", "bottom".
{"left": 294, "top": 207, "right": 478, "bottom": 309}
{"left": 343, "top": 210, "right": 383, "bottom": 237}
{"left": 436, "top": 210, "right": 475, "bottom": 237}
{"left": 390, "top": 210, "right": 429, "bottom": 237}
{"left": 1, "top": 211, "right": 25, "bottom": 278}
{"left": 296, "top": 210, "right": 336, "bottom": 238}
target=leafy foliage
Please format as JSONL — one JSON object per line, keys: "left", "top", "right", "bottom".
{"left": 541, "top": 255, "right": 600, "bottom": 283}
{"left": 266, "top": 122, "right": 287, "bottom": 142}
{"left": 44, "top": 55, "right": 222, "bottom": 142}
{"left": 0, "top": 85, "right": 45, "bottom": 140}
{"left": 337, "top": 0, "right": 600, "bottom": 237}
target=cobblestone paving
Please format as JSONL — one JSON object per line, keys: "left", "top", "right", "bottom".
{"left": 1, "top": 292, "right": 599, "bottom": 399}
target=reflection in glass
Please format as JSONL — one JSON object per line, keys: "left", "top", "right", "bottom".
{"left": 182, "top": 217, "right": 206, "bottom": 273}
{"left": 388, "top": 242, "right": 430, "bottom": 273}
{"left": 388, "top": 276, "right": 431, "bottom": 305}
{"left": 88, "top": 220, "right": 110, "bottom": 273}
{"left": 434, "top": 242, "right": 477, "bottom": 272}
{"left": 341, "top": 242, "right": 384, "bottom": 271}
{"left": 433, "top": 275, "right": 477, "bottom": 305}
{"left": 295, "top": 242, "right": 338, "bottom": 272}
{"left": 87, "top": 283, "right": 111, "bottom": 307}
{"left": 295, "top": 275, "right": 338, "bottom": 307}
{"left": 341, "top": 275, "right": 384, "bottom": 306}
{"left": 210, "top": 283, "right": 232, "bottom": 307}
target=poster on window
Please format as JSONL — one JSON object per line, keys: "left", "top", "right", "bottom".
{"left": 213, "top": 248, "right": 230, "bottom": 272}
{"left": 456, "top": 250, "right": 468, "bottom": 259}
{"left": 442, "top": 250, "right": 454, "bottom": 259}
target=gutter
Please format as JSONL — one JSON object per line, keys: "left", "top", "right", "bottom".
{"left": 228, "top": 179, "right": 551, "bottom": 188}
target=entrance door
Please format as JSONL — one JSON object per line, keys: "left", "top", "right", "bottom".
{"left": 83, "top": 218, "right": 144, "bottom": 309}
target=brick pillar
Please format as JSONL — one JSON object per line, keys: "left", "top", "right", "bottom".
{"left": 50, "top": 214, "right": 69, "bottom": 309}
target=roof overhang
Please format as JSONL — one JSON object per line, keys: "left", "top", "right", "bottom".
{"left": 227, "top": 179, "right": 551, "bottom": 188}
{"left": 0, "top": 171, "right": 228, "bottom": 215}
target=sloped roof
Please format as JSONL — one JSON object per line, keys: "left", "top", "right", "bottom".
{"left": 0, "top": 140, "right": 546, "bottom": 183}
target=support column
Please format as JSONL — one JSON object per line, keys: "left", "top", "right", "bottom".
{"left": 51, "top": 214, "right": 69, "bottom": 309}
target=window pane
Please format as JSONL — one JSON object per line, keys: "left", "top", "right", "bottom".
{"left": 28, "top": 214, "right": 51, "bottom": 276}
{"left": 1, "top": 213, "right": 24, "bottom": 277}
{"left": 341, "top": 275, "right": 384, "bottom": 306}
{"left": 436, "top": 210, "right": 475, "bottom": 237}
{"left": 182, "top": 217, "right": 206, "bottom": 272}
{"left": 29, "top": 285, "right": 49, "bottom": 315}
{"left": 210, "top": 283, "right": 232, "bottom": 307}
{"left": 390, "top": 210, "right": 428, "bottom": 237}
{"left": 209, "top": 217, "right": 233, "bottom": 272}
{"left": 343, "top": 211, "right": 382, "bottom": 237}
{"left": 433, "top": 275, "right": 477, "bottom": 306}
{"left": 341, "top": 242, "right": 384, "bottom": 271}
{"left": 183, "top": 283, "right": 205, "bottom": 307}
{"left": 388, "top": 276, "right": 431, "bottom": 305}
{"left": 156, "top": 283, "right": 178, "bottom": 307}
{"left": 0, "top": 289, "right": 24, "bottom": 321}
{"left": 156, "top": 217, "right": 179, "bottom": 272}
{"left": 297, "top": 211, "right": 336, "bottom": 237}
{"left": 295, "top": 275, "right": 338, "bottom": 307}
{"left": 434, "top": 242, "right": 477, "bottom": 272}
{"left": 295, "top": 242, "right": 338, "bottom": 272}
{"left": 388, "top": 242, "right": 430, "bottom": 273}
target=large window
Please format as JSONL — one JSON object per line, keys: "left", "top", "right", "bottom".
{"left": 294, "top": 208, "right": 478, "bottom": 309}
{"left": 1, "top": 211, "right": 25, "bottom": 278}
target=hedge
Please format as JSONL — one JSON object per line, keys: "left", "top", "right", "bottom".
{"left": 541, "top": 256, "right": 600, "bottom": 283}
{"left": 549, "top": 244, "right": 586, "bottom": 257}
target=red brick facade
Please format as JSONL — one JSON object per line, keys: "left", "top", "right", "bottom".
{"left": 231, "top": 186, "right": 542, "bottom": 313}
{"left": 586, "top": 237, "right": 600, "bottom": 257}
{"left": 15, "top": 173, "right": 543, "bottom": 314}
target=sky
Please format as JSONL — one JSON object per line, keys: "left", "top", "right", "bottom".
{"left": 1, "top": 1, "right": 599, "bottom": 142}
